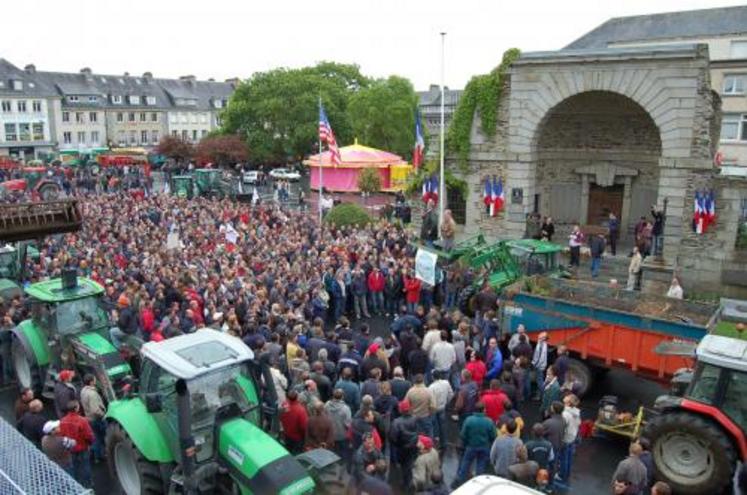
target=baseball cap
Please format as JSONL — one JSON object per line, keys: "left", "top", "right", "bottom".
{"left": 43, "top": 420, "right": 60, "bottom": 435}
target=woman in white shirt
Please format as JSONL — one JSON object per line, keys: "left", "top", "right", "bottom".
{"left": 666, "top": 277, "right": 683, "bottom": 299}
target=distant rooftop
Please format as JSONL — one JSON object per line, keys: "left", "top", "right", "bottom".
{"left": 566, "top": 5, "right": 747, "bottom": 50}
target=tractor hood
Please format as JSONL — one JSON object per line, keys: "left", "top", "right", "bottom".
{"left": 218, "top": 417, "right": 315, "bottom": 495}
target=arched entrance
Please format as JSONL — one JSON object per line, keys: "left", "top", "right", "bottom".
{"left": 534, "top": 91, "right": 662, "bottom": 240}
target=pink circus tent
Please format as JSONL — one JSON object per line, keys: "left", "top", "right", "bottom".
{"left": 304, "top": 141, "right": 410, "bottom": 192}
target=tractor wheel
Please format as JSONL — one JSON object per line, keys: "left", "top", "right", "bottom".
{"left": 11, "top": 335, "right": 43, "bottom": 394}
{"left": 37, "top": 182, "right": 61, "bottom": 200}
{"left": 107, "top": 422, "right": 164, "bottom": 495}
{"left": 457, "top": 286, "right": 477, "bottom": 316}
{"left": 644, "top": 411, "right": 736, "bottom": 495}
{"left": 566, "top": 358, "right": 593, "bottom": 397}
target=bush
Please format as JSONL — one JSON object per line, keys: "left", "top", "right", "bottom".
{"left": 357, "top": 167, "right": 382, "bottom": 194}
{"left": 324, "top": 203, "right": 372, "bottom": 228}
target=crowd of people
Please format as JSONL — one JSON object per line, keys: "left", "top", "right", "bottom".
{"left": 1, "top": 169, "right": 676, "bottom": 495}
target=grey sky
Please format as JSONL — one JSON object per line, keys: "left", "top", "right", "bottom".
{"left": 3, "top": 0, "right": 742, "bottom": 89}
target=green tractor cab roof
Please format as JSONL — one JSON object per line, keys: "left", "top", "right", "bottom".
{"left": 141, "top": 329, "right": 254, "bottom": 380}
{"left": 25, "top": 277, "right": 104, "bottom": 302}
{"left": 505, "top": 238, "right": 564, "bottom": 254}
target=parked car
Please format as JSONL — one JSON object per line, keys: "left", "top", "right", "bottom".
{"left": 452, "top": 476, "right": 544, "bottom": 495}
{"left": 269, "top": 168, "right": 301, "bottom": 181}
{"left": 242, "top": 171, "right": 261, "bottom": 184}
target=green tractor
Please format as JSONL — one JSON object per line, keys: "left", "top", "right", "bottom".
{"left": 105, "top": 329, "right": 328, "bottom": 495}
{"left": 0, "top": 242, "right": 39, "bottom": 300}
{"left": 10, "top": 272, "right": 133, "bottom": 400}
{"left": 171, "top": 169, "right": 237, "bottom": 200}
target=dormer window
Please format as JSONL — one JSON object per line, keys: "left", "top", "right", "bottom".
{"left": 12, "top": 80, "right": 23, "bottom": 91}
{"left": 88, "top": 96, "right": 98, "bottom": 103}
{"left": 129, "top": 95, "right": 140, "bottom": 105}
{"left": 146, "top": 96, "right": 156, "bottom": 105}
{"left": 214, "top": 100, "right": 223, "bottom": 109}
{"left": 68, "top": 96, "right": 79, "bottom": 103}
{"left": 112, "top": 95, "right": 123, "bottom": 104}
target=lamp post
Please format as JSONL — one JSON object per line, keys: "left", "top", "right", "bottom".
{"left": 439, "top": 32, "right": 446, "bottom": 234}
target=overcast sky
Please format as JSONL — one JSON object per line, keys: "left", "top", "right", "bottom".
{"left": 3, "top": 0, "right": 743, "bottom": 89}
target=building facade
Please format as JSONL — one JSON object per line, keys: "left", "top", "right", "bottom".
{"left": 566, "top": 5, "right": 747, "bottom": 169}
{"left": 0, "top": 60, "right": 57, "bottom": 159}
{"left": 417, "top": 85, "right": 462, "bottom": 158}
{"left": 0, "top": 59, "right": 236, "bottom": 154}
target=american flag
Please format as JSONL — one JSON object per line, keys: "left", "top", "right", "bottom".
{"left": 319, "top": 104, "right": 341, "bottom": 166}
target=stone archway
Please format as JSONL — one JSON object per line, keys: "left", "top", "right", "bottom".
{"left": 534, "top": 90, "right": 662, "bottom": 240}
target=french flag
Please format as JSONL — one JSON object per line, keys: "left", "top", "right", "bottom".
{"left": 693, "top": 191, "right": 705, "bottom": 234}
{"left": 413, "top": 110, "right": 425, "bottom": 169}
{"left": 705, "top": 191, "right": 716, "bottom": 231}
{"left": 483, "top": 178, "right": 491, "bottom": 213}
{"left": 430, "top": 175, "right": 439, "bottom": 204}
{"left": 493, "top": 177, "right": 505, "bottom": 214}
{"left": 422, "top": 176, "right": 430, "bottom": 203}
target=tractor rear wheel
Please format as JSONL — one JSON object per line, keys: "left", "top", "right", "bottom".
{"left": 11, "top": 335, "right": 43, "bottom": 394}
{"left": 107, "top": 422, "right": 164, "bottom": 495}
{"left": 457, "top": 286, "right": 477, "bottom": 316}
{"left": 37, "top": 181, "right": 61, "bottom": 200}
{"left": 566, "top": 358, "right": 593, "bottom": 397}
{"left": 644, "top": 411, "right": 736, "bottom": 495}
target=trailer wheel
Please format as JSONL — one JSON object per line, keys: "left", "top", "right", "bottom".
{"left": 107, "top": 422, "right": 164, "bottom": 495}
{"left": 566, "top": 358, "right": 592, "bottom": 397}
{"left": 11, "top": 335, "right": 44, "bottom": 395}
{"left": 644, "top": 411, "right": 735, "bottom": 495}
{"left": 457, "top": 286, "right": 476, "bottom": 316}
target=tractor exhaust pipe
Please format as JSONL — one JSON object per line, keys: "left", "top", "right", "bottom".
{"left": 176, "top": 378, "right": 197, "bottom": 495}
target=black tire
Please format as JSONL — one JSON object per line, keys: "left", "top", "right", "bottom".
{"left": 11, "top": 335, "right": 44, "bottom": 395}
{"left": 37, "top": 182, "right": 61, "bottom": 200}
{"left": 643, "top": 411, "right": 736, "bottom": 495}
{"left": 106, "top": 422, "right": 165, "bottom": 495}
{"left": 457, "top": 286, "right": 477, "bottom": 316}
{"left": 566, "top": 358, "right": 593, "bottom": 397}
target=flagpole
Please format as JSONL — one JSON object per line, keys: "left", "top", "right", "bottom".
{"left": 318, "top": 95, "right": 324, "bottom": 224}
{"left": 438, "top": 31, "right": 446, "bottom": 235}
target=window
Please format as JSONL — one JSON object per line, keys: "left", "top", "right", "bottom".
{"left": 68, "top": 96, "right": 79, "bottom": 103}
{"left": 171, "top": 130, "right": 178, "bottom": 137}
{"left": 151, "top": 130, "right": 159, "bottom": 144}
{"left": 32, "top": 100, "right": 42, "bottom": 112}
{"left": 202, "top": 130, "right": 208, "bottom": 138}
{"left": 77, "top": 131, "right": 86, "bottom": 144}
{"left": 182, "top": 130, "right": 189, "bottom": 140}
{"left": 32, "top": 123, "right": 44, "bottom": 141}
{"left": 146, "top": 96, "right": 156, "bottom": 105}
{"left": 179, "top": 113, "right": 187, "bottom": 123}
{"left": 18, "top": 124, "right": 30, "bottom": 141}
{"left": 100, "top": 77, "right": 107, "bottom": 83}
{"left": 112, "top": 95, "right": 122, "bottom": 104}
{"left": 91, "top": 131, "right": 100, "bottom": 144}
{"left": 1, "top": 101, "right": 11, "bottom": 112}
{"left": 17, "top": 101, "right": 27, "bottom": 112}
{"left": 688, "top": 363, "right": 721, "bottom": 405}
{"left": 723, "top": 75, "right": 746, "bottom": 95}
{"left": 116, "top": 112, "right": 123, "bottom": 123}
{"left": 193, "top": 130, "right": 198, "bottom": 141}
{"left": 128, "top": 112, "right": 135, "bottom": 122}
{"left": 191, "top": 113, "right": 198, "bottom": 124}
{"left": 129, "top": 131, "right": 137, "bottom": 144}
{"left": 140, "top": 112, "right": 146, "bottom": 122}
{"left": 200, "top": 114, "right": 208, "bottom": 124}
{"left": 89, "top": 112, "right": 97, "bottom": 123}
{"left": 12, "top": 80, "right": 23, "bottom": 90}
{"left": 75, "top": 112, "right": 84, "bottom": 123}
{"left": 151, "top": 112, "right": 158, "bottom": 122}
{"left": 129, "top": 95, "right": 140, "bottom": 105}
{"left": 88, "top": 96, "right": 97, "bottom": 103}
{"left": 117, "top": 131, "right": 126, "bottom": 145}
{"left": 141, "top": 130, "right": 148, "bottom": 143}
{"left": 722, "top": 370, "right": 747, "bottom": 432}
{"left": 169, "top": 113, "right": 177, "bottom": 124}
{"left": 721, "top": 114, "right": 747, "bottom": 142}
{"left": 214, "top": 99, "right": 223, "bottom": 109}
{"left": 4, "top": 124, "right": 17, "bottom": 141}
{"left": 731, "top": 41, "right": 747, "bottom": 59}
{"left": 62, "top": 111, "right": 70, "bottom": 123}
{"left": 63, "top": 131, "right": 72, "bottom": 144}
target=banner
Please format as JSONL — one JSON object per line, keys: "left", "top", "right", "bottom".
{"left": 415, "top": 248, "right": 438, "bottom": 285}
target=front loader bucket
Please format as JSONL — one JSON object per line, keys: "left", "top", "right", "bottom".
{"left": 0, "top": 199, "right": 83, "bottom": 242}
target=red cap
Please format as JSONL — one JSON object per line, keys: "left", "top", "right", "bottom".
{"left": 398, "top": 399, "right": 411, "bottom": 414}
{"left": 368, "top": 343, "right": 379, "bottom": 355}
{"left": 59, "top": 370, "right": 74, "bottom": 382}
{"left": 418, "top": 435, "right": 433, "bottom": 450}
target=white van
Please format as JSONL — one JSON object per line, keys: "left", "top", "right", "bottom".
{"left": 451, "top": 476, "right": 544, "bottom": 495}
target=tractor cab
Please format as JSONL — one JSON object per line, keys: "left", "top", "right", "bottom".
{"left": 504, "top": 239, "right": 566, "bottom": 277}
{"left": 108, "top": 330, "right": 318, "bottom": 495}
{"left": 171, "top": 175, "right": 194, "bottom": 199}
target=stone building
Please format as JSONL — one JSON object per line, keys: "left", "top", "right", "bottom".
{"left": 417, "top": 85, "right": 462, "bottom": 158}
{"left": 0, "top": 59, "right": 57, "bottom": 159}
{"left": 566, "top": 5, "right": 747, "bottom": 170}
{"left": 159, "top": 76, "right": 233, "bottom": 143}
{"left": 454, "top": 43, "right": 747, "bottom": 296}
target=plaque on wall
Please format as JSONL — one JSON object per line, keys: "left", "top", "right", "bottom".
{"left": 511, "top": 188, "right": 523, "bottom": 205}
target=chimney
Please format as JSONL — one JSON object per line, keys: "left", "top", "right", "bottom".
{"left": 142, "top": 71, "right": 153, "bottom": 82}
{"left": 124, "top": 71, "right": 130, "bottom": 76}
{"left": 24, "top": 64, "right": 36, "bottom": 74}
{"left": 429, "top": 84, "right": 439, "bottom": 92}
{"left": 208, "top": 78, "right": 215, "bottom": 82}
{"left": 225, "top": 77, "right": 240, "bottom": 87}
{"left": 180, "top": 75, "right": 196, "bottom": 85}
{"left": 80, "top": 67, "right": 93, "bottom": 82}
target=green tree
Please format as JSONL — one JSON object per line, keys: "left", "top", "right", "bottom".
{"left": 155, "top": 135, "right": 193, "bottom": 163}
{"left": 357, "top": 167, "right": 382, "bottom": 194}
{"left": 195, "top": 134, "right": 248, "bottom": 167}
{"left": 324, "top": 203, "right": 372, "bottom": 228}
{"left": 347, "top": 76, "right": 420, "bottom": 158}
{"left": 221, "top": 63, "right": 369, "bottom": 164}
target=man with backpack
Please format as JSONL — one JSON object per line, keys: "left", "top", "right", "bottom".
{"left": 390, "top": 399, "right": 419, "bottom": 489}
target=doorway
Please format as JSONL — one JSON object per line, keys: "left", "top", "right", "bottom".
{"left": 587, "top": 184, "right": 623, "bottom": 226}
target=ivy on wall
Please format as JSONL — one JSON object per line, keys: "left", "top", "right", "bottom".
{"left": 448, "top": 48, "right": 521, "bottom": 171}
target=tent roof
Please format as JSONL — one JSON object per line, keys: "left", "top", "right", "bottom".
{"left": 305, "top": 141, "right": 407, "bottom": 168}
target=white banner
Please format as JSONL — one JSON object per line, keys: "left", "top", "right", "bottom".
{"left": 415, "top": 248, "right": 438, "bottom": 286}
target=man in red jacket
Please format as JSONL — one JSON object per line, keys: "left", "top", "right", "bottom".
{"left": 280, "top": 390, "right": 308, "bottom": 454}
{"left": 367, "top": 267, "right": 385, "bottom": 316}
{"left": 481, "top": 379, "right": 509, "bottom": 423}
{"left": 59, "top": 400, "right": 94, "bottom": 488}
